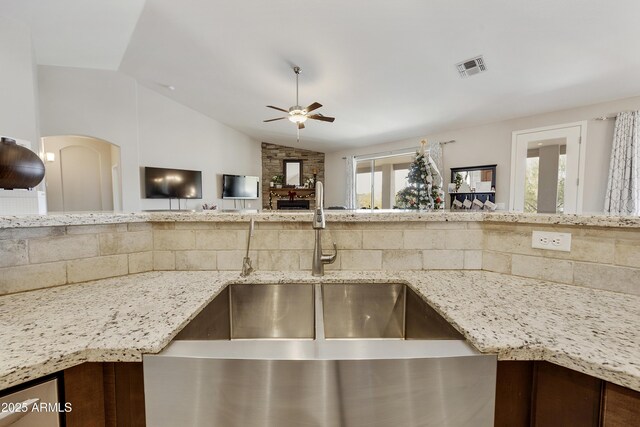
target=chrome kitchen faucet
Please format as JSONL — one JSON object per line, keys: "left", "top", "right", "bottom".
{"left": 312, "top": 181, "right": 337, "bottom": 276}
{"left": 240, "top": 218, "right": 254, "bottom": 277}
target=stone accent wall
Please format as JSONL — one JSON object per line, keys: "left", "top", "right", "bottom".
{"left": 261, "top": 142, "right": 325, "bottom": 210}
{"left": 0, "top": 223, "right": 153, "bottom": 295}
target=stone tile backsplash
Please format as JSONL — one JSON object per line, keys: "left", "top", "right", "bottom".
{"left": 482, "top": 222, "right": 640, "bottom": 296}
{"left": 0, "top": 219, "right": 639, "bottom": 296}
{"left": 0, "top": 223, "right": 153, "bottom": 294}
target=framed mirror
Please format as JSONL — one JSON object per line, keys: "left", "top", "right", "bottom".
{"left": 449, "top": 164, "right": 497, "bottom": 208}
{"left": 283, "top": 159, "right": 303, "bottom": 187}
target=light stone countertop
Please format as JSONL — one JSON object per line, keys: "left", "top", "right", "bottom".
{"left": 0, "top": 270, "right": 638, "bottom": 392}
{"left": 1, "top": 210, "right": 640, "bottom": 229}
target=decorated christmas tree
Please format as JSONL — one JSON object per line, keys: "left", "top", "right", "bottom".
{"left": 395, "top": 140, "right": 444, "bottom": 210}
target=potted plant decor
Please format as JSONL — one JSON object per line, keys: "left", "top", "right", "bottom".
{"left": 272, "top": 174, "right": 284, "bottom": 188}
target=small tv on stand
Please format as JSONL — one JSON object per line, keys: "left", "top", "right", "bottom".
{"left": 222, "top": 174, "right": 259, "bottom": 199}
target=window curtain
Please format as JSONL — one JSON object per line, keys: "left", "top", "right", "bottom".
{"left": 344, "top": 156, "right": 356, "bottom": 209}
{"left": 604, "top": 111, "right": 640, "bottom": 215}
{"left": 427, "top": 139, "right": 444, "bottom": 181}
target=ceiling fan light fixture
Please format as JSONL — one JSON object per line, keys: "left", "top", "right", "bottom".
{"left": 288, "top": 113, "right": 307, "bottom": 123}
{"left": 288, "top": 106, "right": 307, "bottom": 123}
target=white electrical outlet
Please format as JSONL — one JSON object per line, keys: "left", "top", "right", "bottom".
{"left": 532, "top": 231, "right": 571, "bottom": 252}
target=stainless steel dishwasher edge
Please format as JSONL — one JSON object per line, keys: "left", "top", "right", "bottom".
{"left": 143, "top": 283, "right": 497, "bottom": 427}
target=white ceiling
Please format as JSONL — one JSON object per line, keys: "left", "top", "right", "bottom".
{"left": 3, "top": 0, "right": 640, "bottom": 152}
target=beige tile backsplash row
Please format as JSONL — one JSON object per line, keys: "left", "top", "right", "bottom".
{"left": 482, "top": 222, "right": 640, "bottom": 296}
{"left": 0, "top": 224, "right": 154, "bottom": 295}
{"left": 0, "top": 220, "right": 638, "bottom": 296}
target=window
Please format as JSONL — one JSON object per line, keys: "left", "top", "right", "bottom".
{"left": 356, "top": 168, "right": 372, "bottom": 209}
{"left": 524, "top": 157, "right": 539, "bottom": 213}
{"left": 355, "top": 152, "right": 415, "bottom": 209}
{"left": 523, "top": 144, "right": 567, "bottom": 214}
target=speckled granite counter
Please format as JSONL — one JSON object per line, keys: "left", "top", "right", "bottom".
{"left": 1, "top": 210, "right": 640, "bottom": 229}
{"left": 0, "top": 270, "right": 638, "bottom": 392}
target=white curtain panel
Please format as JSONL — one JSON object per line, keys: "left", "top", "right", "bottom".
{"left": 604, "top": 111, "right": 640, "bottom": 215}
{"left": 428, "top": 139, "right": 444, "bottom": 180}
{"left": 344, "top": 156, "right": 356, "bottom": 209}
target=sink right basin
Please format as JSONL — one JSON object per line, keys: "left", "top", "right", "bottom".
{"left": 321, "top": 283, "right": 463, "bottom": 340}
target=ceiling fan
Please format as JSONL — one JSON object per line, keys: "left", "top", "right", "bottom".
{"left": 263, "top": 66, "right": 335, "bottom": 131}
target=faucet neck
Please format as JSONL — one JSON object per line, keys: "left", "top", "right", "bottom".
{"left": 313, "top": 181, "right": 325, "bottom": 229}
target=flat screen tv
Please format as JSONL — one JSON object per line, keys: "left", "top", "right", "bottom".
{"left": 222, "top": 174, "right": 259, "bottom": 199}
{"left": 144, "top": 167, "right": 202, "bottom": 199}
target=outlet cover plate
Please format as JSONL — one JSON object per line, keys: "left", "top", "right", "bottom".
{"left": 532, "top": 230, "right": 571, "bottom": 252}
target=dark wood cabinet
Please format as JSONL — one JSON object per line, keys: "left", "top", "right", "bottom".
{"left": 64, "top": 362, "right": 146, "bottom": 427}
{"left": 494, "top": 361, "right": 534, "bottom": 427}
{"left": 531, "top": 362, "right": 602, "bottom": 427}
{"left": 601, "top": 383, "right": 640, "bottom": 427}
{"left": 64, "top": 363, "right": 107, "bottom": 427}
{"left": 496, "top": 361, "right": 640, "bottom": 427}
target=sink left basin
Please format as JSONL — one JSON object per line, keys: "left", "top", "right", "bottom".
{"left": 174, "top": 284, "right": 315, "bottom": 340}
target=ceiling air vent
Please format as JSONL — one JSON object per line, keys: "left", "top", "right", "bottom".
{"left": 456, "top": 55, "right": 487, "bottom": 78}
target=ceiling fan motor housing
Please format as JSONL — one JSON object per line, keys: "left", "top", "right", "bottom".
{"left": 289, "top": 105, "right": 306, "bottom": 114}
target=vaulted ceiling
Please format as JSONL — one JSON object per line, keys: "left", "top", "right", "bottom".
{"left": 2, "top": 0, "right": 640, "bottom": 152}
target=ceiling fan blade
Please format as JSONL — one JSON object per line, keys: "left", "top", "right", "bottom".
{"left": 267, "top": 105, "right": 289, "bottom": 113}
{"left": 298, "top": 122, "right": 305, "bottom": 130}
{"left": 308, "top": 114, "right": 335, "bottom": 123}
{"left": 263, "top": 117, "right": 286, "bottom": 122}
{"left": 305, "top": 102, "right": 322, "bottom": 113}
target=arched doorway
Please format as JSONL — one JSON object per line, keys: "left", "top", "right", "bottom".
{"left": 42, "top": 135, "right": 122, "bottom": 212}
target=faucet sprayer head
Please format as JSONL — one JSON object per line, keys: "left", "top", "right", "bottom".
{"left": 313, "top": 181, "right": 325, "bottom": 229}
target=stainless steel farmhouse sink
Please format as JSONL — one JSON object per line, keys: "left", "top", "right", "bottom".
{"left": 144, "top": 283, "right": 497, "bottom": 427}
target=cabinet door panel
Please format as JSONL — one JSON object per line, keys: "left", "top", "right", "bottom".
{"left": 602, "top": 382, "right": 640, "bottom": 427}
{"left": 531, "top": 362, "right": 602, "bottom": 427}
{"left": 64, "top": 363, "right": 106, "bottom": 427}
{"left": 494, "top": 361, "right": 534, "bottom": 427}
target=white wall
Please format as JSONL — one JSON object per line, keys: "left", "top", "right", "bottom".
{"left": 326, "top": 95, "right": 640, "bottom": 213}
{"left": 38, "top": 67, "right": 139, "bottom": 210}
{"left": 38, "top": 66, "right": 261, "bottom": 211}
{"left": 0, "top": 17, "right": 39, "bottom": 150}
{"left": 136, "top": 85, "right": 260, "bottom": 211}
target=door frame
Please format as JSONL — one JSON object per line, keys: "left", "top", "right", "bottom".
{"left": 509, "top": 121, "right": 587, "bottom": 214}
